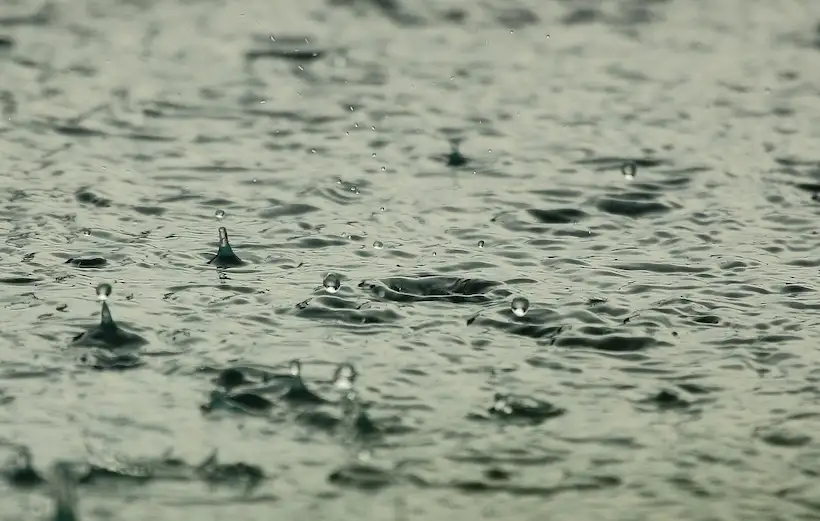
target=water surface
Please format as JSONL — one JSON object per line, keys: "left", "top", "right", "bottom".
{"left": 2, "top": 0, "right": 820, "bottom": 519}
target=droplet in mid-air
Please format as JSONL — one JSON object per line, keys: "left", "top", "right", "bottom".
{"left": 215, "top": 209, "right": 226, "bottom": 220}
{"left": 95, "top": 283, "right": 112, "bottom": 301}
{"left": 621, "top": 162, "right": 637, "bottom": 180}
{"left": 511, "top": 297, "right": 530, "bottom": 317}
{"left": 372, "top": 241, "right": 383, "bottom": 249}
{"left": 82, "top": 228, "right": 91, "bottom": 236}
{"left": 333, "top": 363, "right": 358, "bottom": 391}
{"left": 478, "top": 240, "right": 485, "bottom": 248}
{"left": 323, "top": 273, "right": 341, "bottom": 294}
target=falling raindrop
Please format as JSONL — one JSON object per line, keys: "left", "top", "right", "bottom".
{"left": 373, "top": 241, "right": 383, "bottom": 249}
{"left": 215, "top": 209, "right": 226, "bottom": 220}
{"left": 478, "top": 240, "right": 485, "bottom": 248}
{"left": 621, "top": 162, "right": 637, "bottom": 180}
{"left": 323, "top": 273, "right": 342, "bottom": 294}
{"left": 511, "top": 296, "right": 530, "bottom": 317}
{"left": 95, "top": 283, "right": 112, "bottom": 302}
{"left": 82, "top": 228, "right": 91, "bottom": 236}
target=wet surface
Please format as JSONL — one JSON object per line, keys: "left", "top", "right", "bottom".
{"left": 3, "top": 0, "right": 820, "bottom": 519}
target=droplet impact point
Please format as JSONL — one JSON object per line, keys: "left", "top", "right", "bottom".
{"left": 323, "top": 273, "right": 342, "bottom": 294}
{"left": 621, "top": 162, "right": 637, "bottom": 180}
{"left": 511, "top": 297, "right": 530, "bottom": 318}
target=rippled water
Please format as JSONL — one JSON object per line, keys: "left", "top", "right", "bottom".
{"left": 3, "top": 0, "right": 820, "bottom": 519}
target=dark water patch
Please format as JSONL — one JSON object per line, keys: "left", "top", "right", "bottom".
{"left": 527, "top": 207, "right": 587, "bottom": 224}
{"left": 64, "top": 257, "right": 107, "bottom": 269}
{"left": 291, "top": 295, "right": 402, "bottom": 327}
{"left": 0, "top": 276, "right": 41, "bottom": 285}
{"left": 359, "top": 275, "right": 506, "bottom": 304}
{"left": 609, "top": 262, "right": 710, "bottom": 274}
{"left": 245, "top": 34, "right": 326, "bottom": 61}
{"left": 596, "top": 193, "right": 672, "bottom": 218}
{"left": 554, "top": 326, "right": 666, "bottom": 352}
{"left": 258, "top": 202, "right": 319, "bottom": 219}
{"left": 74, "top": 189, "right": 111, "bottom": 208}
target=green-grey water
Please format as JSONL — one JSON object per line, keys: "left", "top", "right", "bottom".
{"left": 3, "top": 0, "right": 820, "bottom": 519}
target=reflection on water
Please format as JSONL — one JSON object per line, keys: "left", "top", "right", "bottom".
{"left": 3, "top": 0, "right": 820, "bottom": 519}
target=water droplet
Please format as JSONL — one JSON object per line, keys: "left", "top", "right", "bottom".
{"left": 478, "top": 240, "right": 485, "bottom": 248}
{"left": 333, "top": 363, "right": 357, "bottom": 391}
{"left": 95, "top": 283, "right": 112, "bottom": 301}
{"left": 511, "top": 296, "right": 530, "bottom": 317}
{"left": 82, "top": 228, "right": 91, "bottom": 236}
{"left": 492, "top": 393, "right": 513, "bottom": 415}
{"left": 621, "top": 162, "right": 637, "bottom": 180}
{"left": 218, "top": 227, "right": 230, "bottom": 248}
{"left": 379, "top": 207, "right": 386, "bottom": 212}
{"left": 380, "top": 166, "right": 386, "bottom": 171}
{"left": 372, "top": 153, "right": 376, "bottom": 158}
{"left": 215, "top": 209, "right": 225, "bottom": 220}
{"left": 289, "top": 359, "right": 302, "bottom": 377}
{"left": 373, "top": 241, "right": 383, "bottom": 249}
{"left": 323, "top": 273, "right": 341, "bottom": 294}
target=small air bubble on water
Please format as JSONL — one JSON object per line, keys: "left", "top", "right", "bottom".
{"left": 511, "top": 296, "right": 529, "bottom": 317}
{"left": 215, "top": 209, "right": 225, "bottom": 220}
{"left": 373, "top": 241, "right": 383, "bottom": 249}
{"left": 478, "top": 240, "right": 485, "bottom": 248}
{"left": 323, "top": 273, "right": 341, "bottom": 294}
{"left": 95, "top": 283, "right": 112, "bottom": 301}
{"left": 621, "top": 162, "right": 637, "bottom": 180}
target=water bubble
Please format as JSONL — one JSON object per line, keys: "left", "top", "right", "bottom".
{"left": 215, "top": 209, "right": 225, "bottom": 220}
{"left": 289, "top": 359, "right": 302, "bottom": 377}
{"left": 95, "top": 283, "right": 112, "bottom": 301}
{"left": 478, "top": 240, "right": 485, "bottom": 248}
{"left": 621, "top": 162, "right": 637, "bottom": 180}
{"left": 511, "top": 296, "right": 529, "bottom": 317}
{"left": 323, "top": 273, "right": 341, "bottom": 294}
{"left": 373, "top": 241, "right": 383, "bottom": 249}
{"left": 333, "top": 363, "right": 357, "bottom": 391}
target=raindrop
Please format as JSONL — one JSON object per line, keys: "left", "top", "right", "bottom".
{"left": 478, "top": 240, "right": 485, "bottom": 248}
{"left": 215, "top": 209, "right": 225, "bottom": 220}
{"left": 379, "top": 207, "right": 386, "bottom": 212}
{"left": 333, "top": 363, "right": 357, "bottom": 391}
{"left": 621, "top": 162, "right": 637, "bottom": 180}
{"left": 95, "top": 283, "right": 112, "bottom": 301}
{"left": 373, "top": 241, "right": 383, "bottom": 249}
{"left": 323, "top": 273, "right": 342, "bottom": 294}
{"left": 511, "top": 296, "right": 529, "bottom": 317}
{"left": 289, "top": 359, "right": 302, "bottom": 377}
{"left": 82, "top": 228, "right": 91, "bottom": 236}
